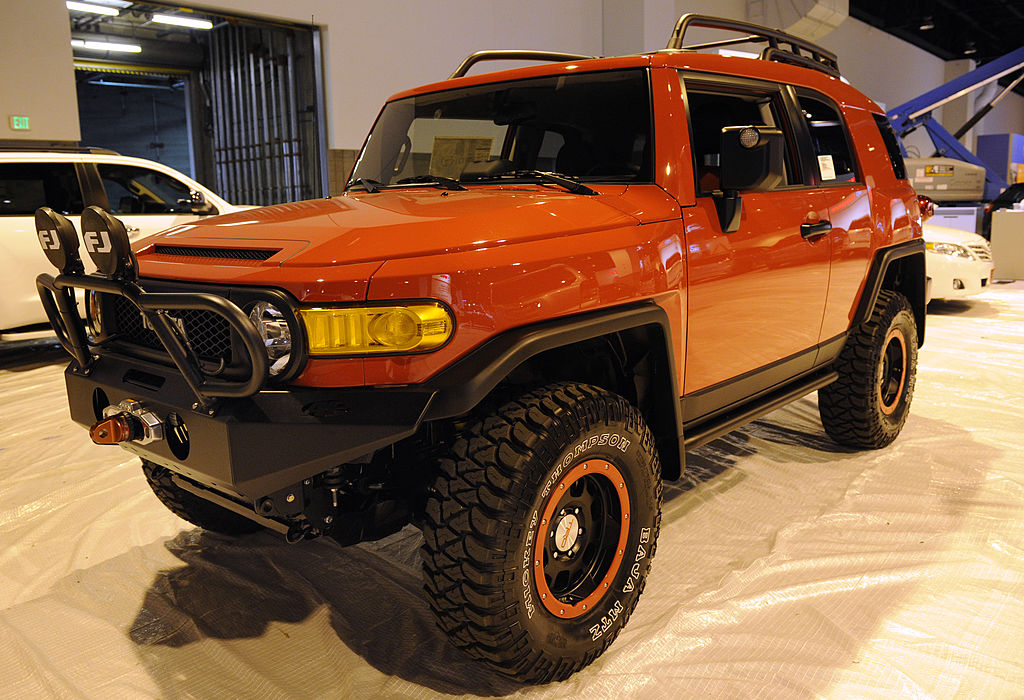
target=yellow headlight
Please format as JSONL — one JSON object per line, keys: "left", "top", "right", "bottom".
{"left": 300, "top": 302, "right": 453, "bottom": 355}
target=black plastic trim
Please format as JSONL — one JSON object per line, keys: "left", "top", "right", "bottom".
{"left": 851, "top": 238, "right": 926, "bottom": 345}
{"left": 423, "top": 301, "right": 678, "bottom": 421}
{"left": 682, "top": 331, "right": 844, "bottom": 424}
{"left": 684, "top": 368, "right": 837, "bottom": 450}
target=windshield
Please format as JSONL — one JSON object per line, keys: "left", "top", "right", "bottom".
{"left": 349, "top": 68, "right": 653, "bottom": 188}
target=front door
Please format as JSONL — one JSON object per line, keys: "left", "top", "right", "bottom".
{"left": 679, "top": 77, "right": 831, "bottom": 409}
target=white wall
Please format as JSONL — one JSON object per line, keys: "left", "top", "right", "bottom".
{"left": 0, "top": 0, "right": 80, "bottom": 142}
{"left": 183, "top": 0, "right": 602, "bottom": 149}
{"left": 11, "top": 0, "right": 1024, "bottom": 152}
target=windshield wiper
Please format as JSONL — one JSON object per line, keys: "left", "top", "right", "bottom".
{"left": 394, "top": 175, "right": 467, "bottom": 191}
{"left": 352, "top": 177, "right": 383, "bottom": 193}
{"left": 515, "top": 170, "right": 598, "bottom": 196}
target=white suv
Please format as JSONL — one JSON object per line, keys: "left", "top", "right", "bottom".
{"left": 1, "top": 149, "right": 238, "bottom": 339}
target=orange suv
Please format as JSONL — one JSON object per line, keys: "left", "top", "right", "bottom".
{"left": 35, "top": 15, "right": 925, "bottom": 684}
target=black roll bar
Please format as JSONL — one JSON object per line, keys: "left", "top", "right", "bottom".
{"left": 449, "top": 50, "right": 596, "bottom": 79}
{"left": 666, "top": 13, "right": 840, "bottom": 77}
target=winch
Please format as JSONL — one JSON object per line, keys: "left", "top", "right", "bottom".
{"left": 89, "top": 398, "right": 164, "bottom": 446}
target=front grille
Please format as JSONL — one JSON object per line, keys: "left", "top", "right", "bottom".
{"left": 153, "top": 245, "right": 279, "bottom": 260}
{"left": 968, "top": 243, "right": 992, "bottom": 261}
{"left": 112, "top": 296, "right": 232, "bottom": 363}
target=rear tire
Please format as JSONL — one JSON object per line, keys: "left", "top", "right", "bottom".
{"left": 142, "top": 460, "right": 261, "bottom": 535}
{"left": 819, "top": 290, "right": 918, "bottom": 448}
{"left": 421, "top": 382, "right": 661, "bottom": 684}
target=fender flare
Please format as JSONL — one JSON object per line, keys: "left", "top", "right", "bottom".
{"left": 422, "top": 301, "right": 685, "bottom": 479}
{"left": 851, "top": 238, "right": 926, "bottom": 346}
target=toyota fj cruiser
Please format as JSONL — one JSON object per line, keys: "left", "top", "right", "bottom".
{"left": 34, "top": 15, "right": 925, "bottom": 684}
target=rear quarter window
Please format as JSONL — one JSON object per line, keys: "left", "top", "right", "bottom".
{"left": 872, "top": 114, "right": 908, "bottom": 181}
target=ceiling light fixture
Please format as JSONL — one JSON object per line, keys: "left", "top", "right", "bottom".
{"left": 71, "top": 38, "right": 142, "bottom": 53}
{"left": 66, "top": 1, "right": 119, "bottom": 16}
{"left": 964, "top": 41, "right": 977, "bottom": 56}
{"left": 151, "top": 13, "right": 214, "bottom": 30}
{"left": 919, "top": 16, "right": 935, "bottom": 31}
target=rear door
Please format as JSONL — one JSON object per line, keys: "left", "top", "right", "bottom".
{"left": 790, "top": 89, "right": 874, "bottom": 344}
{"left": 678, "top": 74, "right": 831, "bottom": 415}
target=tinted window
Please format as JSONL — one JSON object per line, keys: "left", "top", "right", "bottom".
{"left": 872, "top": 114, "right": 907, "bottom": 180}
{"left": 98, "top": 164, "right": 212, "bottom": 215}
{"left": 0, "top": 163, "right": 84, "bottom": 215}
{"left": 351, "top": 69, "right": 653, "bottom": 185}
{"left": 798, "top": 94, "right": 857, "bottom": 183}
{"left": 685, "top": 85, "right": 798, "bottom": 193}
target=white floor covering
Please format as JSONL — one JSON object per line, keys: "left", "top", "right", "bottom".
{"left": 2, "top": 282, "right": 1023, "bottom": 699}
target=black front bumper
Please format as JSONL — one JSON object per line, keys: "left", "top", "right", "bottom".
{"left": 65, "top": 354, "right": 434, "bottom": 500}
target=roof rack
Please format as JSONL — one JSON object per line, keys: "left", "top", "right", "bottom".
{"left": 666, "top": 14, "right": 840, "bottom": 78}
{"left": 449, "top": 50, "right": 597, "bottom": 79}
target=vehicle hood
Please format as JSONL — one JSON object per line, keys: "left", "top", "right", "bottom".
{"left": 922, "top": 223, "right": 987, "bottom": 247}
{"left": 147, "top": 188, "right": 643, "bottom": 267}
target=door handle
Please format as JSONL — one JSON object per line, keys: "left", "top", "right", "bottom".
{"left": 801, "top": 220, "right": 832, "bottom": 239}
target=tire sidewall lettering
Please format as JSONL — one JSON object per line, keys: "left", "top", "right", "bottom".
{"left": 517, "top": 421, "right": 655, "bottom": 654}
{"left": 541, "top": 432, "right": 631, "bottom": 499}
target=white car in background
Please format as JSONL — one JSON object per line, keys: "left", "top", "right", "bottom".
{"left": 923, "top": 223, "right": 994, "bottom": 302}
{"left": 0, "top": 149, "right": 239, "bottom": 340}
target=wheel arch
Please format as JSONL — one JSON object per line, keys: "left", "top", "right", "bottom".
{"left": 852, "top": 239, "right": 926, "bottom": 347}
{"left": 423, "top": 302, "right": 685, "bottom": 481}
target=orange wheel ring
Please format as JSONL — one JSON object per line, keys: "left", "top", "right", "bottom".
{"left": 533, "top": 459, "right": 630, "bottom": 618}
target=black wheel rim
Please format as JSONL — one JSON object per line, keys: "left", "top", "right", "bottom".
{"left": 878, "top": 327, "right": 907, "bottom": 415}
{"left": 534, "top": 459, "right": 629, "bottom": 618}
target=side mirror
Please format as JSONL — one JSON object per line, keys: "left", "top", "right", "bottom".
{"left": 80, "top": 206, "right": 138, "bottom": 281}
{"left": 35, "top": 207, "right": 85, "bottom": 275}
{"left": 720, "top": 126, "right": 785, "bottom": 191}
{"left": 178, "top": 189, "right": 213, "bottom": 215}
{"left": 712, "top": 126, "right": 786, "bottom": 233}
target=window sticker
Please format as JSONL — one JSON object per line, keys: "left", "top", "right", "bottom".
{"left": 817, "top": 154, "right": 836, "bottom": 181}
{"left": 429, "top": 137, "right": 493, "bottom": 180}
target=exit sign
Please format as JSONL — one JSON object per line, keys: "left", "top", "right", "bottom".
{"left": 9, "top": 115, "right": 30, "bottom": 130}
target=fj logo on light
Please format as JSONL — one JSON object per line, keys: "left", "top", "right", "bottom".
{"left": 84, "top": 230, "right": 112, "bottom": 254}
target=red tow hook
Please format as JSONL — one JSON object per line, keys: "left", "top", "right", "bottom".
{"left": 90, "top": 414, "right": 137, "bottom": 444}
{"left": 89, "top": 399, "right": 165, "bottom": 446}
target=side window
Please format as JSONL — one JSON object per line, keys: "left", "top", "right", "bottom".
{"left": 97, "top": 164, "right": 214, "bottom": 215}
{"left": 0, "top": 163, "right": 84, "bottom": 215}
{"left": 872, "top": 113, "right": 908, "bottom": 181}
{"left": 685, "top": 85, "right": 798, "bottom": 194}
{"left": 798, "top": 94, "right": 857, "bottom": 183}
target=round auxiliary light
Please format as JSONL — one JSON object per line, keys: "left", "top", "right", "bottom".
{"left": 248, "top": 301, "right": 293, "bottom": 376}
{"left": 738, "top": 127, "right": 761, "bottom": 149}
{"left": 367, "top": 308, "right": 419, "bottom": 348}
{"left": 34, "top": 207, "right": 84, "bottom": 275}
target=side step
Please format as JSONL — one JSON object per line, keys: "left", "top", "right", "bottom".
{"left": 683, "top": 369, "right": 837, "bottom": 451}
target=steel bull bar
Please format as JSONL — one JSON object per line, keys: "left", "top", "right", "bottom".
{"left": 33, "top": 205, "right": 268, "bottom": 410}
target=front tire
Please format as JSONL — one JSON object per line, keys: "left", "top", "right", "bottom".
{"left": 421, "top": 383, "right": 662, "bottom": 684}
{"left": 819, "top": 290, "right": 918, "bottom": 448}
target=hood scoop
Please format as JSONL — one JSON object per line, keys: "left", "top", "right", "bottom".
{"left": 152, "top": 245, "right": 280, "bottom": 261}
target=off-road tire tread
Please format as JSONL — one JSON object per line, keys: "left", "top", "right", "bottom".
{"left": 819, "top": 290, "right": 917, "bottom": 449}
{"left": 421, "top": 382, "right": 661, "bottom": 684}
{"left": 142, "top": 460, "right": 261, "bottom": 535}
